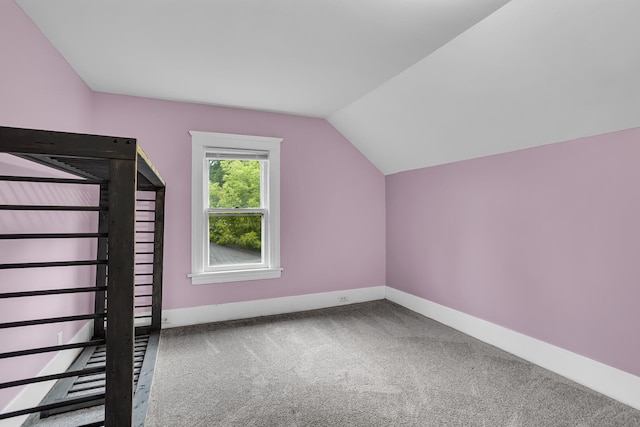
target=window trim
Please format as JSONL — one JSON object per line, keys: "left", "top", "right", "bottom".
{"left": 188, "top": 131, "right": 282, "bottom": 284}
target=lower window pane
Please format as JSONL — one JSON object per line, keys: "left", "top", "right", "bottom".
{"left": 209, "top": 215, "right": 262, "bottom": 266}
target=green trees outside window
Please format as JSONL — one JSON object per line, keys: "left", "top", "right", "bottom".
{"left": 209, "top": 160, "right": 262, "bottom": 250}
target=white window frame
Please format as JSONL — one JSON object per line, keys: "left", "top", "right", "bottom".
{"left": 188, "top": 131, "right": 282, "bottom": 284}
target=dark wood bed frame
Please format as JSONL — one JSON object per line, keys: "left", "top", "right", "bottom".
{"left": 0, "top": 126, "right": 166, "bottom": 426}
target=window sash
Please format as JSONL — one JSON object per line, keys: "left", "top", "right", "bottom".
{"left": 206, "top": 210, "right": 267, "bottom": 271}
{"left": 206, "top": 208, "right": 266, "bottom": 216}
{"left": 205, "top": 154, "right": 268, "bottom": 271}
{"left": 207, "top": 158, "right": 266, "bottom": 209}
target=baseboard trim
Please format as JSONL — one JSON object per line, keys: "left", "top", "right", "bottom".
{"left": 385, "top": 286, "right": 640, "bottom": 411}
{"left": 162, "top": 286, "right": 386, "bottom": 328}
{"left": 1, "top": 321, "right": 94, "bottom": 427}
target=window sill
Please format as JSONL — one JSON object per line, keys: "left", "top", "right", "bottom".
{"left": 188, "top": 267, "right": 282, "bottom": 285}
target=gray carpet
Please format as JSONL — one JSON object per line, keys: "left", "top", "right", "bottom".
{"left": 145, "top": 300, "right": 640, "bottom": 426}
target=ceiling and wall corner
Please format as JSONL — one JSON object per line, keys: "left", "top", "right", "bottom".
{"left": 13, "top": 0, "right": 640, "bottom": 175}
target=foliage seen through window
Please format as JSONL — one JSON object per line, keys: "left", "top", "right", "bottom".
{"left": 209, "top": 160, "right": 262, "bottom": 251}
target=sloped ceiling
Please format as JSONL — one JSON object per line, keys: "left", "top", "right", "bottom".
{"left": 16, "top": 0, "right": 640, "bottom": 175}
{"left": 329, "top": 0, "right": 640, "bottom": 174}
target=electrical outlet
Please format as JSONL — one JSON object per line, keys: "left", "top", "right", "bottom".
{"left": 57, "top": 331, "right": 63, "bottom": 345}
{"left": 339, "top": 296, "right": 349, "bottom": 303}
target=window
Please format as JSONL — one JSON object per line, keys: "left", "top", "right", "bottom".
{"left": 189, "top": 131, "right": 282, "bottom": 284}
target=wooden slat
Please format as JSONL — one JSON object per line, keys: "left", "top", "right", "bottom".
{"left": 0, "top": 340, "right": 106, "bottom": 360}
{"left": 0, "top": 260, "right": 107, "bottom": 270}
{"left": 0, "top": 205, "right": 102, "bottom": 211}
{"left": 0, "top": 175, "right": 101, "bottom": 185}
{"left": 0, "top": 286, "right": 106, "bottom": 299}
{"left": 0, "top": 313, "right": 106, "bottom": 329}
{"left": 0, "top": 394, "right": 105, "bottom": 420}
{"left": 0, "top": 233, "right": 107, "bottom": 240}
{"left": 0, "top": 366, "right": 105, "bottom": 390}
{"left": 14, "top": 154, "right": 104, "bottom": 181}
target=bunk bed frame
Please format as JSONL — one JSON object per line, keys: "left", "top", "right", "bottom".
{"left": 0, "top": 126, "right": 166, "bottom": 426}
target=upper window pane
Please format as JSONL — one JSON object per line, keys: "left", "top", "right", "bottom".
{"left": 209, "top": 160, "right": 261, "bottom": 208}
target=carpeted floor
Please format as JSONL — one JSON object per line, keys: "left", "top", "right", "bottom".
{"left": 144, "top": 300, "right": 640, "bottom": 426}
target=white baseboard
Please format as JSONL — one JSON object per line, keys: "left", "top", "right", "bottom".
{"left": 162, "top": 286, "right": 386, "bottom": 328}
{"left": 1, "top": 321, "right": 94, "bottom": 427}
{"left": 385, "top": 286, "right": 640, "bottom": 411}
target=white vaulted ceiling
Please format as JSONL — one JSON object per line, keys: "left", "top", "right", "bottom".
{"left": 16, "top": 0, "right": 640, "bottom": 174}
{"left": 329, "top": 0, "right": 640, "bottom": 174}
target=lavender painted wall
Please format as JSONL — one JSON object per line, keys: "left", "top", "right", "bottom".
{"left": 0, "top": 0, "right": 98, "bottom": 411}
{"left": 0, "top": 0, "right": 93, "bottom": 133}
{"left": 90, "top": 93, "right": 386, "bottom": 309}
{"left": 386, "top": 128, "right": 640, "bottom": 377}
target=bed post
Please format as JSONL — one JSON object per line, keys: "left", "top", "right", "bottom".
{"left": 105, "top": 158, "right": 137, "bottom": 427}
{"left": 151, "top": 187, "right": 165, "bottom": 332}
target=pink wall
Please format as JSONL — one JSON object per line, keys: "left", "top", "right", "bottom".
{"left": 0, "top": 0, "right": 93, "bottom": 133}
{"left": 90, "top": 93, "right": 386, "bottom": 308}
{"left": 0, "top": 0, "right": 98, "bottom": 411}
{"left": 386, "top": 127, "right": 640, "bottom": 377}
